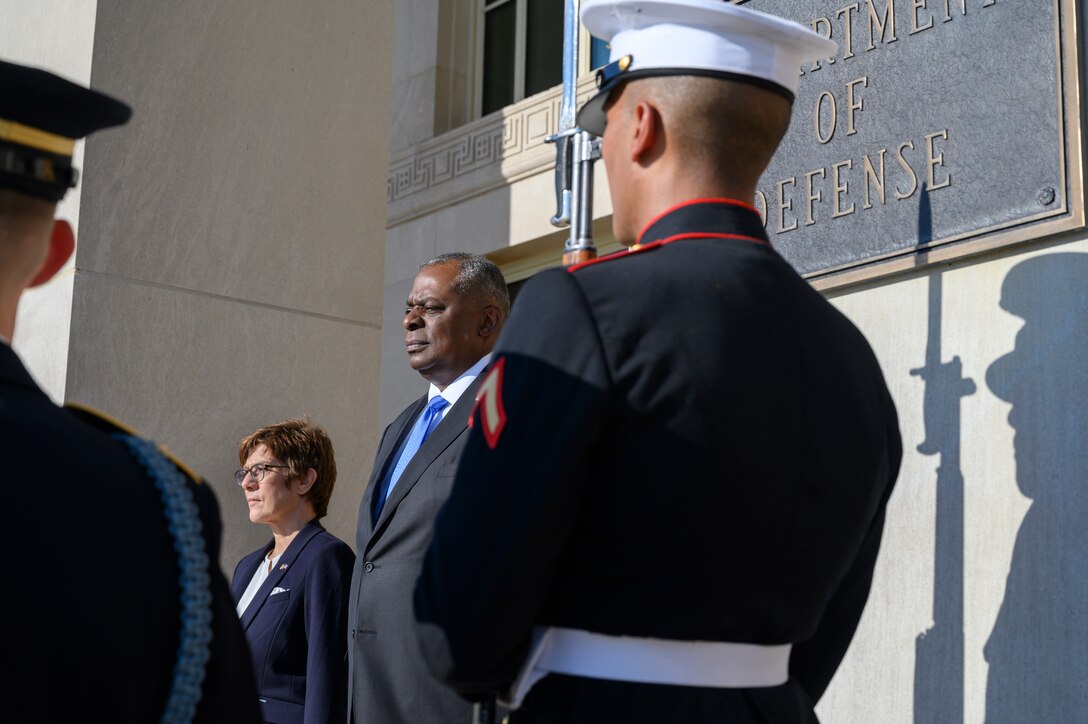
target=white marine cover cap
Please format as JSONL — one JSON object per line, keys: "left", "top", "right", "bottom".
{"left": 577, "top": 0, "right": 838, "bottom": 136}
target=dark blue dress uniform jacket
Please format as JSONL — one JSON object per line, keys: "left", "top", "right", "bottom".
{"left": 415, "top": 199, "right": 903, "bottom": 723}
{"left": 1, "top": 342, "right": 260, "bottom": 723}
{"left": 232, "top": 519, "right": 354, "bottom": 724}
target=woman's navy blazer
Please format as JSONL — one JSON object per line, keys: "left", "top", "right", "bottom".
{"left": 232, "top": 520, "right": 355, "bottom": 724}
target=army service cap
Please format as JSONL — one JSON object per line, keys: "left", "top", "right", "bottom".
{"left": 577, "top": 0, "right": 837, "bottom": 136}
{"left": 0, "top": 59, "right": 131, "bottom": 202}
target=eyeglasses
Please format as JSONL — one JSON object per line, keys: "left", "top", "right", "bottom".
{"left": 235, "top": 463, "right": 290, "bottom": 486}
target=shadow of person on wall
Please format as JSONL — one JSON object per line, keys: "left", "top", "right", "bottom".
{"left": 984, "top": 252, "right": 1088, "bottom": 722}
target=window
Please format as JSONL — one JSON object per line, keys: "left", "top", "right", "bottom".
{"left": 479, "top": 0, "right": 562, "bottom": 115}
{"left": 589, "top": 36, "right": 609, "bottom": 70}
{"left": 476, "top": 0, "right": 610, "bottom": 117}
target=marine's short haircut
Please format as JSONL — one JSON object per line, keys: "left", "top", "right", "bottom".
{"left": 420, "top": 252, "right": 511, "bottom": 316}
{"left": 630, "top": 75, "right": 792, "bottom": 187}
{"left": 238, "top": 416, "right": 338, "bottom": 520}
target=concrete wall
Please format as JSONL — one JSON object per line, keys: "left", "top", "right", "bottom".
{"left": 7, "top": 0, "right": 395, "bottom": 571}
{"left": 820, "top": 233, "right": 1088, "bottom": 722}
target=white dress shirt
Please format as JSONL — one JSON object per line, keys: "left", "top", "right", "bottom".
{"left": 236, "top": 551, "right": 283, "bottom": 617}
{"left": 425, "top": 353, "right": 492, "bottom": 421}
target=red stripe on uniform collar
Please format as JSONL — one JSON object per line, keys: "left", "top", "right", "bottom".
{"left": 636, "top": 197, "right": 760, "bottom": 246}
{"left": 643, "top": 231, "right": 769, "bottom": 249}
{"left": 566, "top": 231, "right": 767, "bottom": 273}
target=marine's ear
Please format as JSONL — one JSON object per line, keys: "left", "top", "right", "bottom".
{"left": 28, "top": 219, "right": 75, "bottom": 288}
{"left": 631, "top": 100, "right": 662, "bottom": 165}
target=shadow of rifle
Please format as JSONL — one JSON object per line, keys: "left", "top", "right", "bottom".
{"left": 911, "top": 183, "right": 976, "bottom": 724}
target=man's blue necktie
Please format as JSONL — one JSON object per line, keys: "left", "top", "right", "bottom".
{"left": 374, "top": 395, "right": 450, "bottom": 522}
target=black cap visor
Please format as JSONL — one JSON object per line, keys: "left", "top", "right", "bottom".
{"left": 576, "top": 86, "right": 614, "bottom": 138}
{"left": 576, "top": 55, "right": 634, "bottom": 137}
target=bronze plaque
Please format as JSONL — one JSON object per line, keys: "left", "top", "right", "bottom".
{"left": 740, "top": 0, "right": 1084, "bottom": 286}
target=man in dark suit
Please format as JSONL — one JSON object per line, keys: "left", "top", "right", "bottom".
{"left": 349, "top": 252, "right": 509, "bottom": 723}
{"left": 415, "top": 2, "right": 902, "bottom": 723}
{"left": 0, "top": 59, "right": 259, "bottom": 722}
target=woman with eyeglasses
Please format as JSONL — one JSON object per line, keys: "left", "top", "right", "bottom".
{"left": 230, "top": 417, "right": 354, "bottom": 724}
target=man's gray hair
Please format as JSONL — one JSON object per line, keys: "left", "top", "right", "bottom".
{"left": 421, "top": 252, "right": 511, "bottom": 316}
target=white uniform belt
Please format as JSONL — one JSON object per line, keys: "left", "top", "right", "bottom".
{"left": 503, "top": 626, "right": 792, "bottom": 709}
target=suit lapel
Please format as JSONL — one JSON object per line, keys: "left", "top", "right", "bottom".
{"left": 240, "top": 520, "right": 324, "bottom": 631}
{"left": 359, "top": 397, "right": 425, "bottom": 544}
{"left": 232, "top": 545, "right": 271, "bottom": 603}
{"left": 372, "top": 376, "right": 483, "bottom": 533}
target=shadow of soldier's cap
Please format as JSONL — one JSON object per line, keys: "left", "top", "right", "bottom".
{"left": 986, "top": 252, "right": 1088, "bottom": 404}
{"left": 0, "top": 59, "right": 131, "bottom": 202}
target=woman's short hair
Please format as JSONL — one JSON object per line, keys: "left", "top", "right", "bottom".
{"left": 238, "top": 416, "right": 337, "bottom": 519}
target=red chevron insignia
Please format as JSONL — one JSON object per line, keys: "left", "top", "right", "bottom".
{"left": 471, "top": 357, "right": 507, "bottom": 449}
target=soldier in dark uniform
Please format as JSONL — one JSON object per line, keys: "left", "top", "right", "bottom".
{"left": 0, "top": 59, "right": 259, "bottom": 722}
{"left": 414, "top": 2, "right": 902, "bottom": 723}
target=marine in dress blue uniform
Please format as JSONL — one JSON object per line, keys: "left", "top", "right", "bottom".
{"left": 0, "top": 58, "right": 259, "bottom": 723}
{"left": 415, "top": 3, "right": 903, "bottom": 722}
